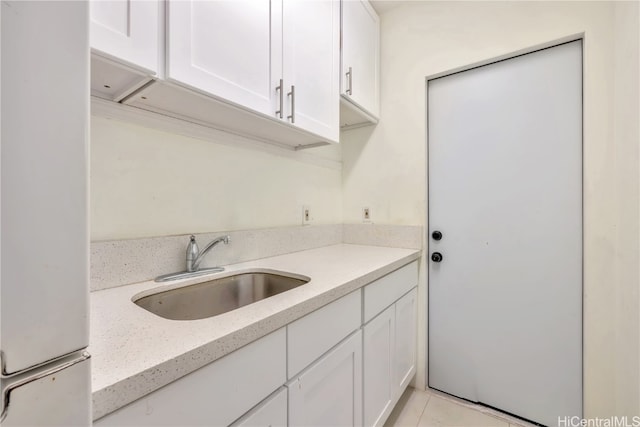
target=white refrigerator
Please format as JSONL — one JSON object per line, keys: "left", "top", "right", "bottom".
{"left": 1, "top": 1, "right": 91, "bottom": 425}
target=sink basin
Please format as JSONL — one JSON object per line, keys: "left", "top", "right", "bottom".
{"left": 134, "top": 271, "right": 310, "bottom": 320}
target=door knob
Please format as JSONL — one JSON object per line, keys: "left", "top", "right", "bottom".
{"left": 431, "top": 252, "right": 443, "bottom": 262}
{"left": 432, "top": 231, "right": 442, "bottom": 240}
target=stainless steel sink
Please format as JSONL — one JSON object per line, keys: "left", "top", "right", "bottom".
{"left": 134, "top": 272, "right": 310, "bottom": 320}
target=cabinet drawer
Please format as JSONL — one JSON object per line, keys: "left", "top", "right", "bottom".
{"left": 287, "top": 289, "right": 361, "bottom": 378}
{"left": 94, "top": 328, "right": 286, "bottom": 426}
{"left": 363, "top": 261, "right": 418, "bottom": 323}
{"left": 231, "top": 387, "right": 287, "bottom": 427}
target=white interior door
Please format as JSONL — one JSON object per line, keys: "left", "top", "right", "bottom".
{"left": 428, "top": 41, "right": 582, "bottom": 426}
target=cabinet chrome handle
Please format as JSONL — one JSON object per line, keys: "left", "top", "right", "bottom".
{"left": 287, "top": 85, "right": 295, "bottom": 123}
{"left": 275, "top": 79, "right": 284, "bottom": 119}
{"left": 346, "top": 66, "right": 353, "bottom": 95}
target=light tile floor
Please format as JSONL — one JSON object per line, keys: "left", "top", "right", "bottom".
{"left": 384, "top": 387, "right": 531, "bottom": 427}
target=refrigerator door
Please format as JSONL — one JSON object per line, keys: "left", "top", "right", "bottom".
{"left": 1, "top": 353, "right": 91, "bottom": 426}
{"left": 0, "top": 0, "right": 90, "bottom": 374}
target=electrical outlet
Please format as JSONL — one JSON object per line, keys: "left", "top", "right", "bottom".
{"left": 302, "top": 205, "right": 311, "bottom": 225}
{"left": 362, "top": 207, "right": 371, "bottom": 223}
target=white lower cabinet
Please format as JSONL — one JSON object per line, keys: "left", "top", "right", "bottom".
{"left": 89, "top": 0, "right": 160, "bottom": 101}
{"left": 363, "top": 305, "right": 395, "bottom": 427}
{"left": 95, "top": 261, "right": 418, "bottom": 427}
{"left": 362, "top": 261, "right": 418, "bottom": 427}
{"left": 231, "top": 387, "right": 287, "bottom": 427}
{"left": 363, "top": 261, "right": 419, "bottom": 323}
{"left": 288, "top": 330, "right": 363, "bottom": 427}
{"left": 395, "top": 288, "right": 418, "bottom": 392}
{"left": 287, "top": 290, "right": 361, "bottom": 378}
{"left": 94, "top": 328, "right": 286, "bottom": 426}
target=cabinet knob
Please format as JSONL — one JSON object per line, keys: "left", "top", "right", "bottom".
{"left": 432, "top": 231, "right": 442, "bottom": 240}
{"left": 431, "top": 252, "right": 443, "bottom": 263}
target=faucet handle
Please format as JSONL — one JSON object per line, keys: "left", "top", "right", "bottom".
{"left": 224, "top": 235, "right": 230, "bottom": 244}
{"left": 190, "top": 235, "right": 196, "bottom": 242}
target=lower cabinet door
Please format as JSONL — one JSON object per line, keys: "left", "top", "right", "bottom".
{"left": 363, "top": 305, "right": 395, "bottom": 427}
{"left": 395, "top": 288, "right": 418, "bottom": 393}
{"left": 231, "top": 387, "right": 287, "bottom": 427}
{"left": 288, "top": 330, "right": 362, "bottom": 427}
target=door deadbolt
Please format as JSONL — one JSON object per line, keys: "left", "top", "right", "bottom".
{"left": 432, "top": 231, "right": 442, "bottom": 240}
{"left": 431, "top": 252, "right": 443, "bottom": 262}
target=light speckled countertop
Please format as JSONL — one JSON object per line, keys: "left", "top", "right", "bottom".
{"left": 90, "top": 244, "right": 421, "bottom": 420}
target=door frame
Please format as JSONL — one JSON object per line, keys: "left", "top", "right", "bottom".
{"left": 423, "top": 34, "right": 585, "bottom": 417}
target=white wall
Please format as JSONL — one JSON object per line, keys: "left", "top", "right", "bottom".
{"left": 90, "top": 116, "right": 343, "bottom": 241}
{"left": 612, "top": 0, "right": 640, "bottom": 418}
{"left": 342, "top": 0, "right": 639, "bottom": 418}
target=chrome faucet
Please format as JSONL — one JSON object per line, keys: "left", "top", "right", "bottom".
{"left": 186, "top": 235, "right": 230, "bottom": 272}
{"left": 154, "top": 234, "right": 231, "bottom": 282}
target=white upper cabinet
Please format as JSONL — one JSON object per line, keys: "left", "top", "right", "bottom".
{"left": 90, "top": 0, "right": 161, "bottom": 101}
{"left": 159, "top": 0, "right": 340, "bottom": 144}
{"left": 283, "top": 0, "right": 341, "bottom": 142}
{"left": 167, "top": 0, "right": 282, "bottom": 117}
{"left": 90, "top": 0, "right": 159, "bottom": 72}
{"left": 95, "top": 0, "right": 340, "bottom": 147}
{"left": 340, "top": 0, "right": 380, "bottom": 127}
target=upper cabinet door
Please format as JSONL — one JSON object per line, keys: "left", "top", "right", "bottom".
{"left": 167, "top": 0, "right": 283, "bottom": 118}
{"left": 283, "top": 0, "right": 340, "bottom": 142}
{"left": 341, "top": 0, "right": 379, "bottom": 117}
{"left": 90, "top": 0, "right": 160, "bottom": 74}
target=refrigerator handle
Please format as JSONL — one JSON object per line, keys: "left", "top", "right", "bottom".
{"left": 1, "top": 348, "right": 88, "bottom": 378}
{"left": 1, "top": 351, "right": 90, "bottom": 422}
